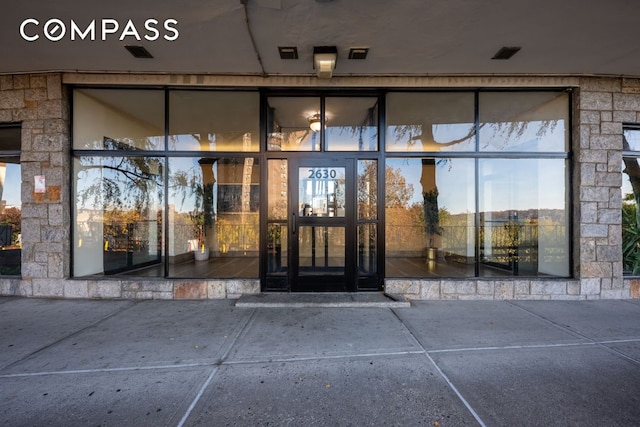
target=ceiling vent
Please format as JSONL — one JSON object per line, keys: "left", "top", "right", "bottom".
{"left": 278, "top": 46, "right": 298, "bottom": 59}
{"left": 125, "top": 45, "right": 153, "bottom": 59}
{"left": 491, "top": 46, "right": 521, "bottom": 60}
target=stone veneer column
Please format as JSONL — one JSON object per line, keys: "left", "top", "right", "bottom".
{"left": 0, "top": 73, "right": 70, "bottom": 297}
{"left": 577, "top": 77, "right": 640, "bottom": 298}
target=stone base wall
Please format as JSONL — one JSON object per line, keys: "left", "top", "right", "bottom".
{"left": 0, "top": 277, "right": 260, "bottom": 300}
{"left": 385, "top": 278, "right": 631, "bottom": 301}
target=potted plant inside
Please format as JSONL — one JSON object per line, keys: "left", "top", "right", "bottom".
{"left": 423, "top": 187, "right": 443, "bottom": 265}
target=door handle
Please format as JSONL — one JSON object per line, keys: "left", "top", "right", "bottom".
{"left": 292, "top": 212, "right": 296, "bottom": 235}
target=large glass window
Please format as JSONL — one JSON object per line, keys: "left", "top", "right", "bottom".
{"left": 73, "top": 89, "right": 164, "bottom": 150}
{"left": 623, "top": 126, "right": 640, "bottom": 275}
{"left": 169, "top": 91, "right": 259, "bottom": 152}
{"left": 479, "top": 91, "right": 568, "bottom": 152}
{"left": 325, "top": 97, "right": 378, "bottom": 151}
{"left": 385, "top": 158, "right": 475, "bottom": 278}
{"left": 168, "top": 157, "right": 259, "bottom": 278}
{"left": 267, "top": 97, "right": 321, "bottom": 151}
{"left": 73, "top": 156, "right": 164, "bottom": 276}
{"left": 386, "top": 92, "right": 475, "bottom": 152}
{"left": 73, "top": 89, "right": 260, "bottom": 278}
{"left": 0, "top": 125, "right": 21, "bottom": 276}
{"left": 479, "top": 159, "right": 569, "bottom": 277}
{"left": 385, "top": 91, "right": 570, "bottom": 278}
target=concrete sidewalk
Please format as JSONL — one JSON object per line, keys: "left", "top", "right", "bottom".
{"left": 1, "top": 297, "right": 640, "bottom": 426}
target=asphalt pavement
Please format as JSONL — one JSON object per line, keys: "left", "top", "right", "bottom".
{"left": 1, "top": 296, "right": 640, "bottom": 426}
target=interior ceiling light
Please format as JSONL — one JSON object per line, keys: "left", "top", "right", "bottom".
{"left": 313, "top": 46, "right": 338, "bottom": 79}
{"left": 124, "top": 45, "right": 153, "bottom": 59}
{"left": 278, "top": 46, "right": 298, "bottom": 59}
{"left": 308, "top": 114, "right": 324, "bottom": 132}
{"left": 348, "top": 48, "right": 368, "bottom": 60}
{"left": 491, "top": 46, "right": 521, "bottom": 60}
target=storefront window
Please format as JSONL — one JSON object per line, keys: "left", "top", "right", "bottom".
{"left": 73, "top": 156, "right": 164, "bottom": 276}
{"left": 169, "top": 91, "right": 259, "bottom": 152}
{"left": 479, "top": 91, "right": 568, "bottom": 152}
{"left": 386, "top": 92, "right": 475, "bottom": 152}
{"left": 622, "top": 127, "right": 640, "bottom": 275}
{"left": 325, "top": 97, "right": 378, "bottom": 151}
{"left": 73, "top": 89, "right": 164, "bottom": 150}
{"left": 167, "top": 157, "right": 259, "bottom": 278}
{"left": 0, "top": 125, "right": 21, "bottom": 276}
{"left": 385, "top": 158, "right": 475, "bottom": 278}
{"left": 267, "top": 97, "right": 320, "bottom": 151}
{"left": 385, "top": 90, "right": 570, "bottom": 278}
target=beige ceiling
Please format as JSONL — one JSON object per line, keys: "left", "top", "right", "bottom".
{"left": 1, "top": 0, "right": 639, "bottom": 78}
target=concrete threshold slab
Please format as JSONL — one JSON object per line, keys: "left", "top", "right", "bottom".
{"left": 235, "top": 292, "right": 410, "bottom": 308}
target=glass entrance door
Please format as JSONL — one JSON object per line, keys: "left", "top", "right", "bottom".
{"left": 264, "top": 157, "right": 380, "bottom": 292}
{"left": 291, "top": 158, "right": 354, "bottom": 291}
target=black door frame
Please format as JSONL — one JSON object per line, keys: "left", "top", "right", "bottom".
{"left": 289, "top": 157, "right": 355, "bottom": 292}
{"left": 260, "top": 90, "right": 385, "bottom": 292}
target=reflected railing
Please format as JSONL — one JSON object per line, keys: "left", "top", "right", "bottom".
{"left": 386, "top": 223, "right": 568, "bottom": 275}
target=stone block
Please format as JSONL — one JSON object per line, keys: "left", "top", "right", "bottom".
{"left": 580, "top": 239, "right": 596, "bottom": 263}
{"left": 0, "top": 75, "right": 13, "bottom": 90}
{"left": 153, "top": 292, "right": 174, "bottom": 300}
{"left": 385, "top": 279, "right": 420, "bottom": 296}
{"left": 608, "top": 151, "right": 622, "bottom": 172}
{"left": 48, "top": 205, "right": 63, "bottom": 226}
{"left": 514, "top": 280, "right": 530, "bottom": 295}
{"left": 25, "top": 88, "right": 48, "bottom": 102}
{"left": 596, "top": 245, "right": 620, "bottom": 262}
{"left": 581, "top": 186, "right": 612, "bottom": 204}
{"left": 580, "top": 224, "right": 608, "bottom": 238}
{"left": 531, "top": 281, "right": 566, "bottom": 295}
{"left": 579, "top": 92, "right": 612, "bottom": 110}
{"left": 601, "top": 122, "right": 622, "bottom": 135}
{"left": 600, "top": 111, "right": 612, "bottom": 122}
{"left": 578, "top": 149, "right": 607, "bottom": 164}
{"left": 64, "top": 281, "right": 89, "bottom": 298}
{"left": 226, "top": 280, "right": 260, "bottom": 297}
{"left": 46, "top": 74, "right": 62, "bottom": 100}
{"left": 613, "top": 111, "right": 636, "bottom": 122}
{"left": 600, "top": 289, "right": 629, "bottom": 299}
{"left": 22, "top": 262, "right": 47, "bottom": 279}
{"left": 13, "top": 108, "right": 38, "bottom": 121}
{"left": 580, "top": 202, "right": 597, "bottom": 223}
{"left": 595, "top": 172, "right": 621, "bottom": 187}
{"left": 441, "top": 280, "right": 475, "bottom": 295}
{"left": 88, "top": 281, "right": 122, "bottom": 299}
{"left": 494, "top": 281, "right": 515, "bottom": 299}
{"left": 420, "top": 280, "right": 441, "bottom": 299}
{"left": 629, "top": 280, "right": 640, "bottom": 299}
{"left": 580, "top": 278, "right": 601, "bottom": 295}
{"left": 550, "top": 295, "right": 586, "bottom": 301}
{"left": 174, "top": 281, "right": 207, "bottom": 299}
{"left": 579, "top": 110, "right": 601, "bottom": 125}
{"left": 567, "top": 281, "right": 581, "bottom": 295}
{"left": 0, "top": 90, "right": 25, "bottom": 109}
{"left": 0, "top": 110, "right": 12, "bottom": 121}
{"left": 580, "top": 164, "right": 596, "bottom": 186}
{"left": 580, "top": 261, "right": 612, "bottom": 278}
{"left": 32, "top": 279, "right": 64, "bottom": 297}
{"left": 30, "top": 75, "right": 47, "bottom": 88}
{"left": 613, "top": 92, "right": 640, "bottom": 111}
{"left": 37, "top": 100, "right": 63, "bottom": 119}
{"left": 477, "top": 281, "right": 494, "bottom": 295}
{"left": 597, "top": 208, "right": 621, "bottom": 224}
{"left": 13, "top": 75, "right": 29, "bottom": 89}
{"left": 207, "top": 281, "right": 226, "bottom": 299}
